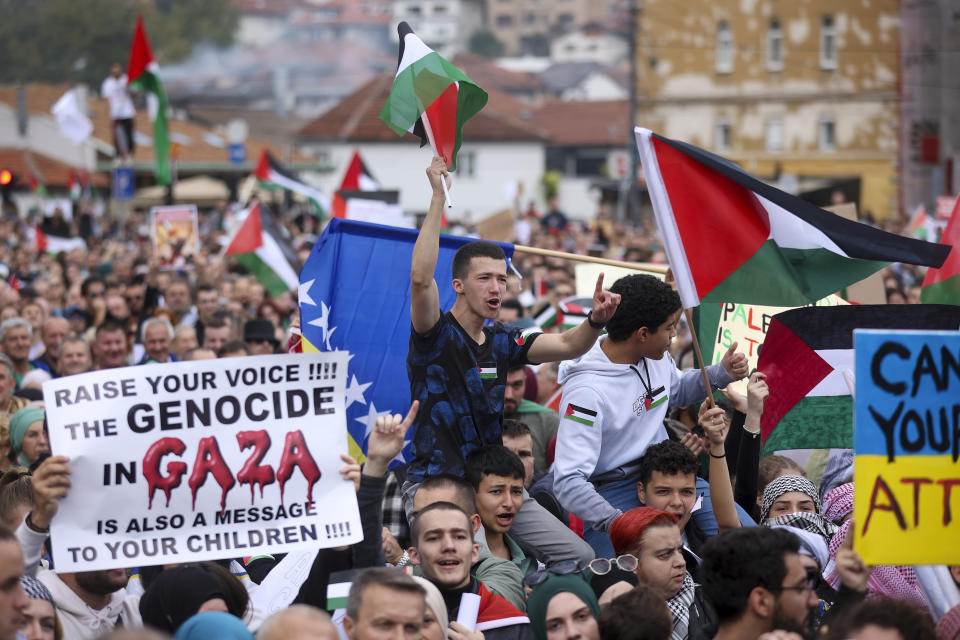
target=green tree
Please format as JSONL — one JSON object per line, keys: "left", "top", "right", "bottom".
{"left": 468, "top": 29, "right": 505, "bottom": 59}
{"left": 0, "top": 0, "right": 237, "bottom": 86}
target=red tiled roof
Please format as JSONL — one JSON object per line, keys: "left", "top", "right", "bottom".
{"left": 451, "top": 53, "right": 544, "bottom": 94}
{"left": 529, "top": 100, "right": 630, "bottom": 146}
{"left": 298, "top": 74, "right": 546, "bottom": 142}
{"left": 0, "top": 148, "right": 109, "bottom": 188}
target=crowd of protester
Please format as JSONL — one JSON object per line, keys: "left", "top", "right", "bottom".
{"left": 0, "top": 170, "right": 956, "bottom": 640}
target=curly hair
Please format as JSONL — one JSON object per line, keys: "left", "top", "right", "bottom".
{"left": 605, "top": 275, "right": 681, "bottom": 342}
{"left": 824, "top": 596, "right": 936, "bottom": 640}
{"left": 638, "top": 440, "right": 700, "bottom": 487}
{"left": 599, "top": 585, "right": 672, "bottom": 640}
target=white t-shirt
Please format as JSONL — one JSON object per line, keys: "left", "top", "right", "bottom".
{"left": 101, "top": 75, "right": 135, "bottom": 119}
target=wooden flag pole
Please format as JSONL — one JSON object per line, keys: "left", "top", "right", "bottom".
{"left": 512, "top": 245, "right": 669, "bottom": 274}
{"left": 684, "top": 307, "right": 715, "bottom": 409}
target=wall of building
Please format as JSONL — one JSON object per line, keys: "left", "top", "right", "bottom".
{"left": 551, "top": 31, "right": 628, "bottom": 65}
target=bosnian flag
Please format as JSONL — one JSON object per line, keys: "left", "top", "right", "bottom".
{"left": 921, "top": 197, "right": 960, "bottom": 304}
{"left": 635, "top": 128, "right": 951, "bottom": 309}
{"left": 35, "top": 227, "right": 86, "bottom": 254}
{"left": 757, "top": 304, "right": 960, "bottom": 452}
{"left": 564, "top": 404, "right": 596, "bottom": 427}
{"left": 224, "top": 202, "right": 300, "bottom": 297}
{"left": 254, "top": 148, "right": 331, "bottom": 218}
{"left": 332, "top": 151, "right": 380, "bottom": 219}
{"left": 379, "top": 22, "right": 487, "bottom": 171}
{"left": 127, "top": 16, "right": 170, "bottom": 185}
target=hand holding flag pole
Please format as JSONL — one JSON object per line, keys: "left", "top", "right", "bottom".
{"left": 420, "top": 111, "right": 452, "bottom": 208}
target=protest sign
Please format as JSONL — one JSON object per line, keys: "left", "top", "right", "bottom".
{"left": 573, "top": 263, "right": 665, "bottom": 299}
{"left": 42, "top": 352, "right": 360, "bottom": 572}
{"left": 853, "top": 329, "right": 960, "bottom": 565}
{"left": 698, "top": 295, "right": 849, "bottom": 396}
{"left": 151, "top": 204, "right": 199, "bottom": 269}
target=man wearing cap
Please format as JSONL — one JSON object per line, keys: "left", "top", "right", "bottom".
{"left": 244, "top": 319, "right": 278, "bottom": 355}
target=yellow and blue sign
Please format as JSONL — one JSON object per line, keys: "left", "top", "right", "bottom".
{"left": 853, "top": 329, "right": 960, "bottom": 564}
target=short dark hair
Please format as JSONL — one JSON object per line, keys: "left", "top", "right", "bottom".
{"left": 824, "top": 597, "right": 936, "bottom": 640}
{"left": 500, "top": 299, "right": 523, "bottom": 316}
{"left": 95, "top": 319, "right": 126, "bottom": 339}
{"left": 605, "top": 275, "right": 681, "bottom": 342}
{"left": 417, "top": 474, "right": 477, "bottom": 515}
{"left": 699, "top": 528, "right": 800, "bottom": 624}
{"left": 451, "top": 241, "right": 506, "bottom": 280}
{"left": 0, "top": 471, "right": 33, "bottom": 531}
{"left": 207, "top": 311, "right": 234, "bottom": 330}
{"left": 411, "top": 501, "right": 473, "bottom": 544}
{"left": 81, "top": 276, "right": 105, "bottom": 297}
{"left": 464, "top": 445, "right": 525, "bottom": 490}
{"left": 599, "top": 585, "right": 672, "bottom": 640}
{"left": 638, "top": 440, "right": 699, "bottom": 487}
{"left": 196, "top": 283, "right": 218, "bottom": 296}
{"left": 346, "top": 567, "right": 424, "bottom": 620}
{"left": 501, "top": 419, "right": 531, "bottom": 439}
{"left": 217, "top": 340, "right": 250, "bottom": 357}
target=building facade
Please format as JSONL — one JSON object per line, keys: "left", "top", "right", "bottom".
{"left": 487, "top": 0, "right": 619, "bottom": 56}
{"left": 635, "top": 0, "right": 900, "bottom": 220}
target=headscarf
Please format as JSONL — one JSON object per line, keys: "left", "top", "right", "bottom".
{"left": 936, "top": 603, "right": 960, "bottom": 640}
{"left": 761, "top": 474, "right": 822, "bottom": 521}
{"left": 21, "top": 576, "right": 54, "bottom": 605}
{"left": 819, "top": 449, "right": 854, "bottom": 499}
{"left": 9, "top": 406, "right": 45, "bottom": 466}
{"left": 527, "top": 574, "right": 600, "bottom": 640}
{"left": 771, "top": 524, "right": 829, "bottom": 569}
{"left": 823, "top": 520, "right": 928, "bottom": 611}
{"left": 823, "top": 482, "right": 854, "bottom": 524}
{"left": 173, "top": 611, "right": 253, "bottom": 640}
{"left": 412, "top": 576, "right": 448, "bottom": 634}
{"left": 139, "top": 566, "right": 227, "bottom": 633}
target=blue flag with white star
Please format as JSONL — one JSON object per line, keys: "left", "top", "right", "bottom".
{"left": 299, "top": 218, "right": 514, "bottom": 464}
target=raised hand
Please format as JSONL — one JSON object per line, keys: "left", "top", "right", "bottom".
{"left": 426, "top": 157, "right": 450, "bottom": 196}
{"left": 365, "top": 401, "right": 420, "bottom": 477}
{"left": 746, "top": 371, "right": 769, "bottom": 418}
{"left": 589, "top": 273, "right": 621, "bottom": 325}
{"left": 698, "top": 404, "right": 728, "bottom": 447}
{"left": 835, "top": 523, "right": 871, "bottom": 592}
{"left": 680, "top": 431, "right": 706, "bottom": 457}
{"left": 339, "top": 453, "right": 361, "bottom": 493}
{"left": 30, "top": 455, "right": 72, "bottom": 530}
{"left": 720, "top": 341, "right": 749, "bottom": 380}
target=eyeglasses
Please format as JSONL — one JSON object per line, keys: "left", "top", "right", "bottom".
{"left": 522, "top": 559, "right": 582, "bottom": 588}
{"left": 586, "top": 555, "right": 639, "bottom": 575}
{"left": 777, "top": 568, "right": 821, "bottom": 594}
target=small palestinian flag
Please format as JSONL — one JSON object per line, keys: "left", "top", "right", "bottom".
{"left": 757, "top": 304, "right": 960, "bottom": 452}
{"left": 564, "top": 403, "right": 596, "bottom": 427}
{"left": 332, "top": 150, "right": 380, "bottom": 218}
{"left": 558, "top": 301, "right": 589, "bottom": 330}
{"left": 224, "top": 202, "right": 300, "bottom": 297}
{"left": 478, "top": 365, "right": 497, "bottom": 380}
{"left": 920, "top": 196, "right": 960, "bottom": 304}
{"left": 534, "top": 304, "right": 561, "bottom": 330}
{"left": 255, "top": 148, "right": 331, "bottom": 218}
{"left": 68, "top": 171, "right": 82, "bottom": 200}
{"left": 635, "top": 128, "right": 951, "bottom": 308}
{"left": 905, "top": 204, "right": 934, "bottom": 240}
{"left": 28, "top": 175, "right": 48, "bottom": 197}
{"left": 380, "top": 22, "right": 488, "bottom": 171}
{"left": 35, "top": 226, "right": 86, "bottom": 254}
{"left": 326, "top": 581, "right": 351, "bottom": 611}
{"left": 515, "top": 327, "right": 539, "bottom": 347}
{"left": 127, "top": 16, "right": 170, "bottom": 185}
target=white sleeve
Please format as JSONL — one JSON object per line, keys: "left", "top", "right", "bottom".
{"left": 552, "top": 388, "right": 620, "bottom": 525}
{"left": 15, "top": 515, "right": 48, "bottom": 577}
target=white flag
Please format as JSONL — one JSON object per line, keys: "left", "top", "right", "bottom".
{"left": 51, "top": 89, "right": 93, "bottom": 144}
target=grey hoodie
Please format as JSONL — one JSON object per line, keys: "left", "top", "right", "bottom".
{"left": 553, "top": 336, "right": 733, "bottom": 525}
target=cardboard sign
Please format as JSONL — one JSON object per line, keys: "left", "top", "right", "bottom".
{"left": 151, "top": 204, "right": 199, "bottom": 269}
{"left": 853, "top": 329, "right": 960, "bottom": 564}
{"left": 42, "top": 352, "right": 361, "bottom": 571}
{"left": 574, "top": 263, "right": 665, "bottom": 299}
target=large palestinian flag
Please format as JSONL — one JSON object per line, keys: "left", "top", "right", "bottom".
{"left": 379, "top": 22, "right": 487, "bottom": 171}
{"left": 634, "top": 128, "right": 951, "bottom": 309}
{"left": 757, "top": 304, "right": 960, "bottom": 452}
{"left": 224, "top": 202, "right": 299, "bottom": 297}
{"left": 127, "top": 16, "right": 170, "bottom": 185}
{"left": 920, "top": 196, "right": 960, "bottom": 304}
{"left": 254, "top": 148, "right": 331, "bottom": 218}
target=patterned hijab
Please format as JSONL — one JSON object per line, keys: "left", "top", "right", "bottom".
{"left": 761, "top": 474, "right": 821, "bottom": 521}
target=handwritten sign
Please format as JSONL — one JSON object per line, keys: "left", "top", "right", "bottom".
{"left": 853, "top": 329, "right": 960, "bottom": 564}
{"left": 42, "top": 352, "right": 361, "bottom": 572}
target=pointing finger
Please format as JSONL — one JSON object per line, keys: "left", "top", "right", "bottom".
{"left": 595, "top": 273, "right": 605, "bottom": 296}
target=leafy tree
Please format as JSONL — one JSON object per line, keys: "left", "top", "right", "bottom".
{"left": 468, "top": 29, "right": 505, "bottom": 59}
{"left": 0, "top": 0, "right": 237, "bottom": 87}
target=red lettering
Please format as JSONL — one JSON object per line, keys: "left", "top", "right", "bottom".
{"left": 743, "top": 336, "right": 760, "bottom": 357}
{"left": 862, "top": 475, "right": 906, "bottom": 536}
{"left": 899, "top": 477, "right": 933, "bottom": 527}
{"left": 143, "top": 437, "right": 187, "bottom": 509}
{"left": 937, "top": 479, "right": 960, "bottom": 526}
{"left": 747, "top": 308, "right": 761, "bottom": 331}
{"left": 188, "top": 436, "right": 236, "bottom": 511}
{"left": 236, "top": 430, "right": 275, "bottom": 503}
{"left": 276, "top": 430, "right": 321, "bottom": 503}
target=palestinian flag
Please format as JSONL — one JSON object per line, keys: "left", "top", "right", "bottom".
{"left": 332, "top": 151, "right": 380, "bottom": 218}
{"left": 544, "top": 388, "right": 562, "bottom": 412}
{"left": 224, "top": 202, "right": 300, "bottom": 297}
{"left": 326, "top": 581, "right": 350, "bottom": 611}
{"left": 921, "top": 196, "right": 960, "bottom": 304}
{"left": 35, "top": 227, "right": 86, "bottom": 254}
{"left": 254, "top": 148, "right": 330, "bottom": 218}
{"left": 68, "top": 171, "right": 82, "bottom": 200}
{"left": 564, "top": 403, "right": 596, "bottom": 427}
{"left": 127, "top": 16, "right": 170, "bottom": 185}
{"left": 756, "top": 304, "right": 960, "bottom": 452}
{"left": 478, "top": 365, "right": 497, "bottom": 380}
{"left": 28, "top": 175, "right": 48, "bottom": 197}
{"left": 905, "top": 204, "right": 934, "bottom": 240}
{"left": 379, "top": 22, "right": 487, "bottom": 171}
{"left": 558, "top": 300, "right": 589, "bottom": 330}
{"left": 533, "top": 303, "right": 560, "bottom": 330}
{"left": 635, "top": 128, "right": 951, "bottom": 309}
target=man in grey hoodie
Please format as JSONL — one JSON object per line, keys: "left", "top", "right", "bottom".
{"left": 552, "top": 274, "right": 749, "bottom": 557}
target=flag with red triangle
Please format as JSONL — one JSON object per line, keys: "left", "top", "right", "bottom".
{"left": 920, "top": 196, "right": 960, "bottom": 304}
{"left": 333, "top": 151, "right": 380, "bottom": 218}
{"left": 254, "top": 148, "right": 330, "bottom": 218}
{"left": 379, "top": 22, "right": 487, "bottom": 171}
{"left": 224, "top": 202, "right": 300, "bottom": 297}
{"left": 127, "top": 16, "right": 170, "bottom": 185}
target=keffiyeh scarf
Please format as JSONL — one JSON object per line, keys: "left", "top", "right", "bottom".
{"left": 761, "top": 474, "right": 822, "bottom": 521}
{"left": 765, "top": 511, "right": 839, "bottom": 545}
{"left": 822, "top": 482, "right": 854, "bottom": 524}
{"left": 666, "top": 573, "right": 696, "bottom": 640}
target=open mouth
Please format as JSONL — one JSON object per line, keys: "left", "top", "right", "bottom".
{"left": 487, "top": 298, "right": 501, "bottom": 311}
{"left": 437, "top": 558, "right": 461, "bottom": 570}
{"left": 495, "top": 512, "right": 515, "bottom": 527}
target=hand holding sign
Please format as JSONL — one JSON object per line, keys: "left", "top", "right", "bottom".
{"left": 835, "top": 522, "right": 871, "bottom": 593}
{"left": 720, "top": 341, "right": 749, "bottom": 380}
{"left": 589, "top": 273, "right": 621, "bottom": 325}
{"left": 30, "top": 455, "right": 72, "bottom": 530}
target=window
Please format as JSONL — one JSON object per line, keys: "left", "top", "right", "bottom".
{"left": 496, "top": 14, "right": 512, "bottom": 27}
{"left": 767, "top": 19, "right": 783, "bottom": 71}
{"left": 715, "top": 119, "right": 732, "bottom": 151}
{"left": 433, "top": 4, "right": 447, "bottom": 14}
{"left": 820, "top": 15, "right": 837, "bottom": 69}
{"left": 408, "top": 4, "right": 421, "bottom": 16}
{"left": 524, "top": 12, "right": 537, "bottom": 25}
{"left": 765, "top": 118, "right": 783, "bottom": 151}
{"left": 460, "top": 150, "right": 476, "bottom": 177}
{"left": 819, "top": 116, "right": 836, "bottom": 151}
{"left": 557, "top": 13, "right": 574, "bottom": 28}
{"left": 716, "top": 21, "right": 733, "bottom": 73}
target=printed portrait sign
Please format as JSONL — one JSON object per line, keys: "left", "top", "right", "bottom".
{"left": 150, "top": 204, "right": 199, "bottom": 269}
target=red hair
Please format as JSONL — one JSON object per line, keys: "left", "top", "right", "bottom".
{"left": 609, "top": 507, "right": 678, "bottom": 556}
